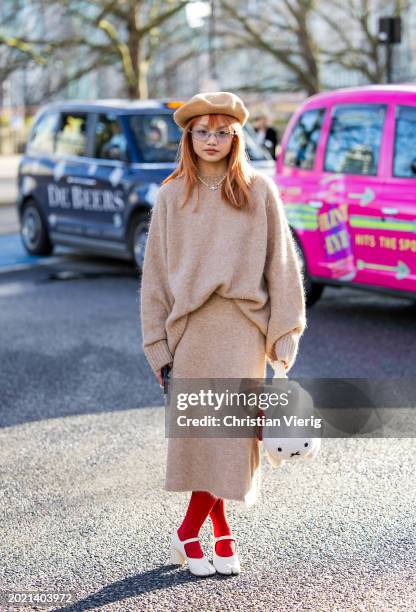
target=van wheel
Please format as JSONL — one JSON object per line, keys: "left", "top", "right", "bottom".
{"left": 293, "top": 234, "right": 324, "bottom": 307}
{"left": 20, "top": 200, "right": 53, "bottom": 256}
{"left": 128, "top": 211, "right": 150, "bottom": 272}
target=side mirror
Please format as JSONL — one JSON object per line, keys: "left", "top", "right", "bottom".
{"left": 410, "top": 159, "right": 416, "bottom": 175}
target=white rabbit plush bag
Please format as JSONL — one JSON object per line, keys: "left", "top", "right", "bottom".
{"left": 260, "top": 362, "right": 322, "bottom": 468}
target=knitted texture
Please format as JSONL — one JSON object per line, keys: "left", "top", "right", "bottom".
{"left": 140, "top": 170, "right": 307, "bottom": 374}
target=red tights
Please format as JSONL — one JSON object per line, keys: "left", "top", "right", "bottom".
{"left": 177, "top": 490, "right": 236, "bottom": 558}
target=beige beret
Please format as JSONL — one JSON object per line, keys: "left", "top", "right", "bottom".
{"left": 173, "top": 91, "right": 249, "bottom": 128}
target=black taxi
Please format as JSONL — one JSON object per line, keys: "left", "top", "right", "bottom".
{"left": 16, "top": 99, "right": 274, "bottom": 270}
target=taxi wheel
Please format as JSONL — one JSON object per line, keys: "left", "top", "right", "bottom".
{"left": 292, "top": 234, "right": 324, "bottom": 307}
{"left": 128, "top": 211, "right": 150, "bottom": 272}
{"left": 305, "top": 280, "right": 325, "bottom": 307}
{"left": 20, "top": 200, "right": 53, "bottom": 256}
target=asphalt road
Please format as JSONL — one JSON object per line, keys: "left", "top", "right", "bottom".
{"left": 1, "top": 245, "right": 416, "bottom": 611}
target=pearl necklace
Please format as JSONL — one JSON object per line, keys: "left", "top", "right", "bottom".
{"left": 197, "top": 173, "right": 227, "bottom": 191}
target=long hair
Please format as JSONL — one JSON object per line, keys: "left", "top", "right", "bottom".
{"left": 162, "top": 113, "right": 257, "bottom": 212}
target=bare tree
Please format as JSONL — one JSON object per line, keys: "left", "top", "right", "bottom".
{"left": 317, "top": 0, "right": 412, "bottom": 84}
{"left": 218, "top": 0, "right": 320, "bottom": 95}
{"left": 315, "top": 0, "right": 383, "bottom": 83}
{"left": 0, "top": 0, "right": 48, "bottom": 81}
{"left": 217, "top": 0, "right": 411, "bottom": 93}
{"left": 0, "top": 0, "right": 193, "bottom": 100}
{"left": 2, "top": 0, "right": 412, "bottom": 104}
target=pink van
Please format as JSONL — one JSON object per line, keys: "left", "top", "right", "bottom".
{"left": 275, "top": 84, "right": 416, "bottom": 306}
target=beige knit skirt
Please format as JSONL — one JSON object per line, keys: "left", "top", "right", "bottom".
{"left": 165, "top": 291, "right": 267, "bottom": 506}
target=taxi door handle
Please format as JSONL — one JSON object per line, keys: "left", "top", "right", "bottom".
{"left": 381, "top": 207, "right": 398, "bottom": 215}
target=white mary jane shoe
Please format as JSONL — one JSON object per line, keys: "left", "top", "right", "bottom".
{"left": 169, "top": 530, "right": 216, "bottom": 577}
{"left": 212, "top": 535, "right": 241, "bottom": 575}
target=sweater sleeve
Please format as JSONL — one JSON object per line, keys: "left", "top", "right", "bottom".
{"left": 140, "top": 189, "right": 174, "bottom": 373}
{"left": 264, "top": 178, "right": 307, "bottom": 373}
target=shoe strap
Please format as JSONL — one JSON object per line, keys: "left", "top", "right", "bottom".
{"left": 214, "top": 535, "right": 235, "bottom": 542}
{"left": 180, "top": 536, "right": 200, "bottom": 545}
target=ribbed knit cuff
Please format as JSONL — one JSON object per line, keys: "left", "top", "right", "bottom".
{"left": 144, "top": 339, "right": 173, "bottom": 373}
{"left": 273, "top": 331, "right": 300, "bottom": 372}
{"left": 272, "top": 359, "right": 287, "bottom": 378}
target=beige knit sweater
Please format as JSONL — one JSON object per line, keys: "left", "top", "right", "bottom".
{"left": 140, "top": 170, "right": 307, "bottom": 374}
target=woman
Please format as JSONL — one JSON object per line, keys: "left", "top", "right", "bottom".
{"left": 140, "top": 92, "right": 307, "bottom": 577}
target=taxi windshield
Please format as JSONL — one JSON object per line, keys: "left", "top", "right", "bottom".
{"left": 126, "top": 112, "right": 272, "bottom": 163}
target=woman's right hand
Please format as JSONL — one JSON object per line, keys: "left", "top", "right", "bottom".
{"left": 155, "top": 368, "right": 164, "bottom": 388}
{"left": 155, "top": 362, "right": 173, "bottom": 388}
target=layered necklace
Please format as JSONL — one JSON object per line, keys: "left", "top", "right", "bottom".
{"left": 197, "top": 172, "right": 227, "bottom": 191}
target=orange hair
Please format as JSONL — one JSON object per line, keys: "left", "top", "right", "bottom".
{"left": 162, "top": 113, "right": 257, "bottom": 212}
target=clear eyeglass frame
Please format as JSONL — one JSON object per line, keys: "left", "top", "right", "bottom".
{"left": 189, "top": 128, "right": 237, "bottom": 143}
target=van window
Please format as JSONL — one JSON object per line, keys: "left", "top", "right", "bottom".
{"left": 27, "top": 112, "right": 60, "bottom": 154}
{"left": 94, "top": 113, "right": 129, "bottom": 161}
{"left": 55, "top": 112, "right": 88, "bottom": 157}
{"left": 324, "top": 104, "right": 387, "bottom": 176}
{"left": 127, "top": 114, "right": 182, "bottom": 162}
{"left": 393, "top": 105, "right": 416, "bottom": 178}
{"left": 283, "top": 108, "right": 325, "bottom": 169}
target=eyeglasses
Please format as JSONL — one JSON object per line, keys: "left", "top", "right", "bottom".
{"left": 189, "top": 128, "right": 236, "bottom": 143}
